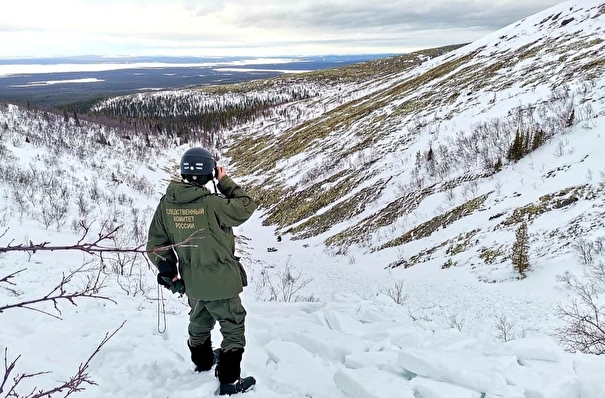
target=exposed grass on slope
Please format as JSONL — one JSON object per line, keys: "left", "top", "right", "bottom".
{"left": 262, "top": 169, "right": 358, "bottom": 228}
{"left": 383, "top": 183, "right": 605, "bottom": 271}
{"left": 377, "top": 193, "right": 490, "bottom": 251}
{"left": 499, "top": 184, "right": 603, "bottom": 227}
{"left": 286, "top": 177, "right": 393, "bottom": 239}
{"left": 227, "top": 47, "right": 473, "bottom": 176}
{"left": 189, "top": 44, "right": 468, "bottom": 96}
{"left": 325, "top": 186, "right": 435, "bottom": 248}
{"left": 325, "top": 174, "right": 487, "bottom": 249}
{"left": 223, "top": 17, "right": 605, "bottom": 253}
{"left": 247, "top": 184, "right": 291, "bottom": 209}
{"left": 295, "top": 44, "right": 467, "bottom": 83}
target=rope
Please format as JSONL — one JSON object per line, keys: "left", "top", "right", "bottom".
{"left": 157, "top": 283, "right": 167, "bottom": 334}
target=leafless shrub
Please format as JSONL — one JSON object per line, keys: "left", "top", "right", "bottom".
{"left": 0, "top": 223, "right": 198, "bottom": 260}
{"left": 445, "top": 187, "right": 456, "bottom": 205}
{"left": 129, "top": 207, "right": 150, "bottom": 245}
{"left": 495, "top": 314, "right": 517, "bottom": 342}
{"left": 115, "top": 266, "right": 149, "bottom": 297}
{"left": 70, "top": 218, "right": 90, "bottom": 236}
{"left": 77, "top": 194, "right": 91, "bottom": 218}
{"left": 294, "top": 294, "right": 321, "bottom": 302}
{"left": 407, "top": 312, "right": 433, "bottom": 323}
{"left": 299, "top": 159, "right": 330, "bottom": 185}
{"left": 410, "top": 168, "right": 425, "bottom": 189}
{"left": 11, "top": 189, "right": 28, "bottom": 219}
{"left": 494, "top": 179, "right": 503, "bottom": 196}
{"left": 555, "top": 265, "right": 605, "bottom": 354}
{"left": 0, "top": 207, "right": 8, "bottom": 229}
{"left": 117, "top": 193, "right": 134, "bottom": 207}
{"left": 82, "top": 260, "right": 109, "bottom": 295}
{"left": 0, "top": 267, "right": 114, "bottom": 319}
{"left": 50, "top": 197, "right": 70, "bottom": 231}
{"left": 256, "top": 257, "right": 313, "bottom": 302}
{"left": 274, "top": 258, "right": 313, "bottom": 302}
{"left": 579, "top": 103, "right": 596, "bottom": 128}
{"left": 461, "top": 180, "right": 480, "bottom": 201}
{"left": 554, "top": 139, "right": 567, "bottom": 157}
{"left": 447, "top": 313, "right": 466, "bottom": 332}
{"left": 572, "top": 238, "right": 605, "bottom": 265}
{"left": 384, "top": 280, "right": 407, "bottom": 305}
{"left": 37, "top": 202, "right": 56, "bottom": 230}
{"left": 128, "top": 175, "right": 154, "bottom": 197}
{"left": 253, "top": 267, "right": 273, "bottom": 301}
{"left": 1, "top": 322, "right": 125, "bottom": 398}
{"left": 88, "top": 178, "right": 101, "bottom": 203}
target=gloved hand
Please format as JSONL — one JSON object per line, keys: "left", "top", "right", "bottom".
{"left": 156, "top": 261, "right": 185, "bottom": 294}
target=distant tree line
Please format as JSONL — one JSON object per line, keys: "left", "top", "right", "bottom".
{"left": 85, "top": 87, "right": 315, "bottom": 145}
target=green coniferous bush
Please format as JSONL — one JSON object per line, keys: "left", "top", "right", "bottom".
{"left": 511, "top": 221, "right": 530, "bottom": 278}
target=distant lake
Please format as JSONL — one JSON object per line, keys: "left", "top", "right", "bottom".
{"left": 0, "top": 55, "right": 394, "bottom": 107}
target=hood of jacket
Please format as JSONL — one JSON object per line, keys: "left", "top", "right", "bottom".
{"left": 165, "top": 180, "right": 211, "bottom": 204}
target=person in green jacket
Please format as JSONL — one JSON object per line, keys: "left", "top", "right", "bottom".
{"left": 147, "top": 147, "right": 257, "bottom": 396}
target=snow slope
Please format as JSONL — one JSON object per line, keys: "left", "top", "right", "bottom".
{"left": 2, "top": 251, "right": 605, "bottom": 398}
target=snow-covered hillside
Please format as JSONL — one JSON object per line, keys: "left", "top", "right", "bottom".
{"left": 2, "top": 1, "right": 605, "bottom": 398}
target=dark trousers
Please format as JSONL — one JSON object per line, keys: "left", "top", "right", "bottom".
{"left": 188, "top": 296, "right": 247, "bottom": 352}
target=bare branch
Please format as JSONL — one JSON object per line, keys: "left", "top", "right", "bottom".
{"left": 0, "top": 226, "right": 203, "bottom": 259}
{"left": 555, "top": 268, "right": 605, "bottom": 354}
{"left": 1, "top": 348, "right": 20, "bottom": 396}
{"left": 0, "top": 269, "right": 25, "bottom": 286}
{"left": 1, "top": 322, "right": 126, "bottom": 398}
{"left": 0, "top": 266, "right": 115, "bottom": 319}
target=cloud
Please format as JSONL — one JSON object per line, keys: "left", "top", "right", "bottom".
{"left": 226, "top": 0, "right": 562, "bottom": 32}
{"left": 0, "top": 0, "right": 564, "bottom": 57}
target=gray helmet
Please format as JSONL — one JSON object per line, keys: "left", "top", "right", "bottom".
{"left": 180, "top": 147, "right": 215, "bottom": 176}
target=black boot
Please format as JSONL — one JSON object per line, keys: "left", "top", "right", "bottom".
{"left": 219, "top": 377, "right": 256, "bottom": 396}
{"left": 217, "top": 348, "right": 256, "bottom": 395}
{"left": 187, "top": 338, "right": 214, "bottom": 372}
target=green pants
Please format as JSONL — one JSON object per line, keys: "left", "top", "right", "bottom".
{"left": 188, "top": 296, "right": 247, "bottom": 351}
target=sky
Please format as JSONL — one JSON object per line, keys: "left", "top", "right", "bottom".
{"left": 0, "top": 0, "right": 566, "bottom": 58}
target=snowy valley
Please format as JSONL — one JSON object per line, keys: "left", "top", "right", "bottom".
{"left": 2, "top": 1, "right": 605, "bottom": 397}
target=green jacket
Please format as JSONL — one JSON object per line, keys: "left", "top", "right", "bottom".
{"left": 146, "top": 176, "right": 257, "bottom": 300}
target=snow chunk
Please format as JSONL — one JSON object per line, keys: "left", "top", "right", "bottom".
{"left": 500, "top": 335, "right": 566, "bottom": 362}
{"left": 265, "top": 340, "right": 334, "bottom": 392}
{"left": 409, "top": 376, "right": 482, "bottom": 398}
{"left": 344, "top": 350, "right": 399, "bottom": 369}
{"left": 320, "top": 308, "right": 365, "bottom": 337}
{"left": 282, "top": 326, "right": 371, "bottom": 362}
{"left": 397, "top": 348, "right": 523, "bottom": 396}
{"left": 334, "top": 367, "right": 414, "bottom": 398}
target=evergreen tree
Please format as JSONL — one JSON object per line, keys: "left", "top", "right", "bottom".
{"left": 531, "top": 129, "right": 545, "bottom": 151}
{"left": 511, "top": 221, "right": 530, "bottom": 279}
{"left": 565, "top": 108, "right": 575, "bottom": 128}
{"left": 426, "top": 147, "right": 436, "bottom": 176}
{"left": 507, "top": 131, "right": 524, "bottom": 162}
{"left": 523, "top": 131, "right": 531, "bottom": 154}
{"left": 494, "top": 157, "right": 503, "bottom": 173}
{"left": 426, "top": 146, "right": 434, "bottom": 162}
